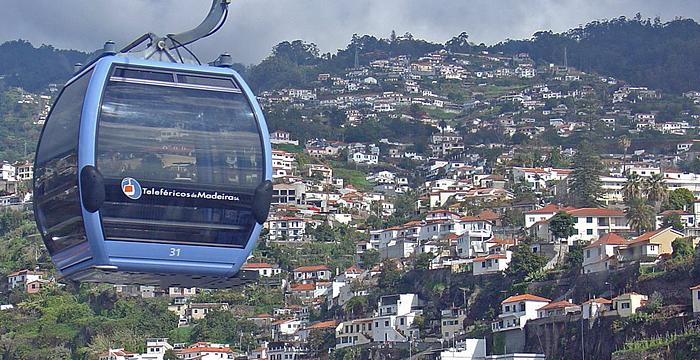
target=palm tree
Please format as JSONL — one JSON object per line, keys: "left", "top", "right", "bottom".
{"left": 625, "top": 197, "right": 655, "bottom": 235}
{"left": 644, "top": 173, "right": 668, "bottom": 211}
{"left": 618, "top": 136, "right": 631, "bottom": 174}
{"left": 622, "top": 173, "right": 643, "bottom": 202}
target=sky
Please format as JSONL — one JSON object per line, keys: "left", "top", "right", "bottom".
{"left": 1, "top": 0, "right": 699, "bottom": 64}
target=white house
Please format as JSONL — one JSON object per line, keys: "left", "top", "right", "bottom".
{"left": 242, "top": 262, "right": 283, "bottom": 277}
{"left": 582, "top": 233, "right": 627, "bottom": 274}
{"left": 8, "top": 269, "right": 44, "bottom": 290}
{"left": 335, "top": 293, "right": 422, "bottom": 349}
{"left": 536, "top": 300, "right": 580, "bottom": 318}
{"left": 292, "top": 265, "right": 332, "bottom": 283}
{"left": 472, "top": 252, "right": 511, "bottom": 276}
{"left": 492, "top": 294, "right": 550, "bottom": 333}
{"left": 582, "top": 298, "right": 612, "bottom": 320}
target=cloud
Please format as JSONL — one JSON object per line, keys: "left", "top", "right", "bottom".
{"left": 0, "top": 0, "right": 698, "bottom": 64}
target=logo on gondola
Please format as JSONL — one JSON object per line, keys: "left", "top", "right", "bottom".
{"left": 121, "top": 177, "right": 142, "bottom": 200}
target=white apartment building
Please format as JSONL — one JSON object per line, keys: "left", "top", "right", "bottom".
{"left": 8, "top": 269, "right": 44, "bottom": 290}
{"left": 512, "top": 167, "right": 572, "bottom": 191}
{"left": 526, "top": 206, "right": 629, "bottom": 244}
{"left": 335, "top": 294, "right": 422, "bottom": 349}
{"left": 492, "top": 294, "right": 550, "bottom": 333}
{"left": 268, "top": 217, "right": 306, "bottom": 241}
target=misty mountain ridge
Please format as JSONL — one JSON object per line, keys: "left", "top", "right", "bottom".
{"left": 1, "top": 16, "right": 700, "bottom": 94}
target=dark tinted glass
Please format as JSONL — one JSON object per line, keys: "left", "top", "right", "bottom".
{"left": 177, "top": 74, "right": 237, "bottom": 89}
{"left": 34, "top": 71, "right": 91, "bottom": 254}
{"left": 113, "top": 68, "right": 174, "bottom": 82}
{"left": 96, "top": 78, "right": 263, "bottom": 247}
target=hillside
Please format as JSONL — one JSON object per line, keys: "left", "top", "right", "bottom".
{"left": 0, "top": 40, "right": 88, "bottom": 92}
{"left": 491, "top": 16, "right": 700, "bottom": 94}
{"left": 3, "top": 17, "right": 700, "bottom": 94}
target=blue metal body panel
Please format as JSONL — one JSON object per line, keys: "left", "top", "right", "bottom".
{"left": 48, "top": 56, "right": 271, "bottom": 285}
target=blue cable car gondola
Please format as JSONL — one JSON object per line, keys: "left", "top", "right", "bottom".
{"left": 33, "top": 0, "right": 272, "bottom": 288}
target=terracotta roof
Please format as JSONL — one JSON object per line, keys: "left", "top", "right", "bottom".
{"left": 487, "top": 238, "right": 516, "bottom": 245}
{"left": 690, "top": 284, "right": 700, "bottom": 290}
{"left": 567, "top": 208, "right": 625, "bottom": 217}
{"left": 308, "top": 320, "right": 338, "bottom": 329}
{"left": 242, "top": 262, "right": 274, "bottom": 269}
{"left": 501, "top": 294, "right": 551, "bottom": 304}
{"left": 525, "top": 204, "right": 567, "bottom": 214}
{"left": 583, "top": 297, "right": 612, "bottom": 304}
{"left": 659, "top": 209, "right": 691, "bottom": 216}
{"left": 473, "top": 254, "right": 508, "bottom": 262}
{"left": 584, "top": 233, "right": 627, "bottom": 249}
{"left": 251, "top": 313, "right": 274, "bottom": 318}
{"left": 628, "top": 227, "right": 674, "bottom": 244}
{"left": 290, "top": 283, "right": 315, "bottom": 291}
{"left": 478, "top": 210, "right": 500, "bottom": 221}
{"left": 293, "top": 265, "right": 330, "bottom": 272}
{"left": 344, "top": 266, "right": 363, "bottom": 274}
{"left": 538, "top": 300, "right": 576, "bottom": 310}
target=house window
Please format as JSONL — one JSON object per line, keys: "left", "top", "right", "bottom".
{"left": 586, "top": 250, "right": 591, "bottom": 258}
{"left": 400, "top": 318, "right": 405, "bottom": 325}
{"left": 587, "top": 229, "right": 593, "bottom": 235}
{"left": 697, "top": 291, "right": 700, "bottom": 300}
{"left": 385, "top": 320, "right": 389, "bottom": 326}
{"left": 520, "top": 303, "right": 526, "bottom": 312}
{"left": 622, "top": 302, "right": 630, "bottom": 309}
{"left": 586, "top": 217, "right": 593, "bottom": 223}
{"left": 505, "top": 305, "right": 510, "bottom": 312}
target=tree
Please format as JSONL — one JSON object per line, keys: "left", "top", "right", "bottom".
{"left": 163, "top": 350, "right": 179, "bottom": 360}
{"left": 622, "top": 173, "right": 643, "bottom": 203}
{"left": 618, "top": 136, "right": 631, "bottom": 174}
{"left": 505, "top": 244, "right": 548, "bottom": 282}
{"left": 643, "top": 173, "right": 668, "bottom": 211}
{"left": 672, "top": 238, "right": 694, "bottom": 259}
{"left": 414, "top": 252, "right": 433, "bottom": 270}
{"left": 360, "top": 249, "right": 380, "bottom": 269}
{"left": 661, "top": 214, "right": 684, "bottom": 232}
{"left": 667, "top": 188, "right": 695, "bottom": 211}
{"left": 446, "top": 32, "right": 471, "bottom": 53}
{"left": 569, "top": 141, "right": 605, "bottom": 207}
{"left": 343, "top": 296, "right": 368, "bottom": 319}
{"left": 625, "top": 197, "right": 655, "bottom": 235}
{"left": 549, "top": 212, "right": 576, "bottom": 242}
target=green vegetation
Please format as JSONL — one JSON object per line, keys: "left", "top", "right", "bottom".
{"left": 333, "top": 166, "right": 372, "bottom": 191}
{"left": 569, "top": 141, "right": 605, "bottom": 207}
{"left": 492, "top": 16, "right": 700, "bottom": 94}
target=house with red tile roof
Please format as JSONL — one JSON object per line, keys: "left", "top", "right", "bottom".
{"left": 582, "top": 233, "right": 628, "bottom": 274}
{"left": 582, "top": 298, "right": 613, "bottom": 320}
{"left": 528, "top": 206, "right": 630, "bottom": 245}
{"left": 241, "top": 262, "right": 283, "bottom": 277}
{"left": 472, "top": 253, "right": 512, "bottom": 276}
{"left": 537, "top": 300, "right": 580, "bottom": 318}
{"left": 492, "top": 294, "right": 551, "bottom": 333}
{"left": 617, "top": 227, "right": 687, "bottom": 264}
{"left": 293, "top": 265, "right": 331, "bottom": 283}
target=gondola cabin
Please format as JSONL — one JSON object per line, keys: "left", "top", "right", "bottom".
{"left": 33, "top": 56, "right": 272, "bottom": 288}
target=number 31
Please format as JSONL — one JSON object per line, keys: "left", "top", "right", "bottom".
{"left": 169, "top": 248, "right": 181, "bottom": 257}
